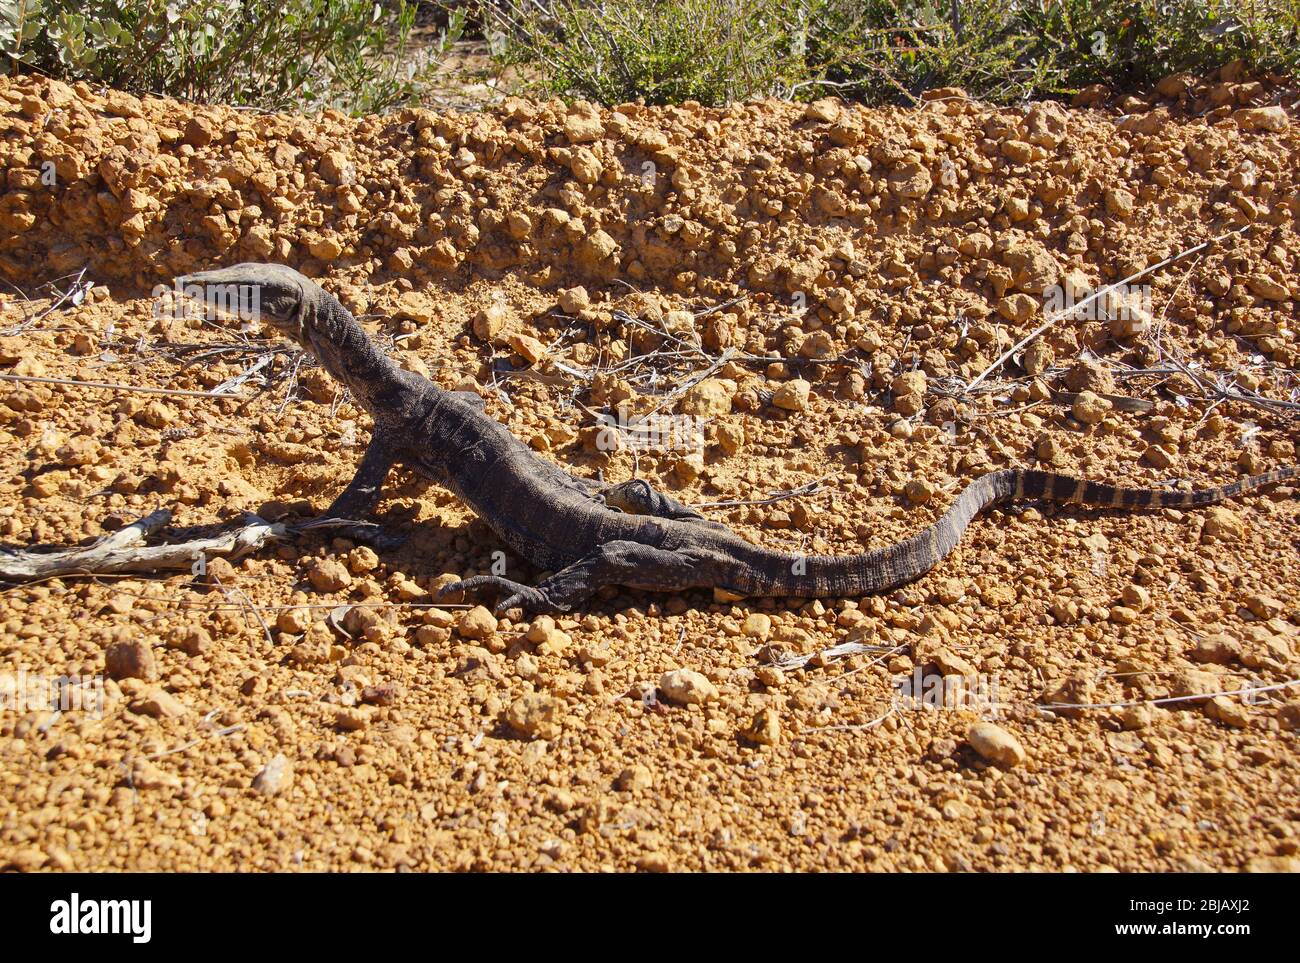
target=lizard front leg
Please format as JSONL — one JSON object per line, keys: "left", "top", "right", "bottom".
{"left": 307, "top": 435, "right": 403, "bottom": 548}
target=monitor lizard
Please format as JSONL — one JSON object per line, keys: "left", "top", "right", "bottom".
{"left": 177, "top": 264, "right": 1298, "bottom": 616}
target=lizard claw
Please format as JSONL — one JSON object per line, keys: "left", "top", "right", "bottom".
{"left": 438, "top": 576, "right": 554, "bottom": 616}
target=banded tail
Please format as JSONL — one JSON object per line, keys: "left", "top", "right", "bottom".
{"left": 728, "top": 466, "right": 1298, "bottom": 598}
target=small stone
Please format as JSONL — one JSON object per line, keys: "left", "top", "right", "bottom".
{"left": 165, "top": 624, "right": 212, "bottom": 656}
{"left": 1071, "top": 390, "right": 1111, "bottom": 425}
{"left": 996, "top": 293, "right": 1038, "bottom": 323}
{"left": 457, "top": 605, "right": 498, "bottom": 640}
{"left": 1104, "top": 188, "right": 1136, "bottom": 217}
{"left": 804, "top": 98, "right": 841, "bottom": 123}
{"left": 1169, "top": 668, "right": 1221, "bottom": 698}
{"left": 334, "top": 706, "right": 371, "bottom": 731}
{"left": 1143, "top": 444, "right": 1175, "bottom": 469}
{"left": 742, "top": 613, "right": 772, "bottom": 641}
{"left": 891, "top": 370, "right": 927, "bottom": 397}
{"left": 1204, "top": 696, "right": 1250, "bottom": 728}
{"left": 772, "top": 379, "right": 810, "bottom": 411}
{"left": 1121, "top": 584, "right": 1151, "bottom": 610}
{"left": 1022, "top": 341, "right": 1054, "bottom": 376}
{"left": 564, "top": 110, "right": 604, "bottom": 143}
{"left": 680, "top": 378, "right": 735, "bottom": 416}
{"left": 569, "top": 147, "right": 602, "bottom": 184}
{"left": 277, "top": 607, "right": 313, "bottom": 634}
{"left": 394, "top": 291, "right": 435, "bottom": 324}
{"left": 130, "top": 757, "right": 180, "bottom": 790}
{"left": 319, "top": 150, "right": 355, "bottom": 185}
{"left": 636, "top": 852, "right": 672, "bottom": 873}
{"left": 182, "top": 116, "right": 215, "bottom": 147}
{"left": 1203, "top": 506, "right": 1244, "bottom": 540}
{"left": 658, "top": 668, "right": 718, "bottom": 705}
{"left": 361, "top": 686, "right": 400, "bottom": 706}
{"left": 347, "top": 546, "right": 380, "bottom": 574}
{"left": 935, "top": 578, "right": 965, "bottom": 605}
{"left": 904, "top": 478, "right": 935, "bottom": 505}
{"left": 1244, "top": 594, "right": 1284, "bottom": 619}
{"left": 130, "top": 687, "right": 188, "bottom": 719}
{"left": 966, "top": 722, "right": 1026, "bottom": 767}
{"left": 557, "top": 286, "right": 590, "bottom": 313}
{"left": 509, "top": 332, "right": 548, "bottom": 365}
{"left": 252, "top": 753, "right": 294, "bottom": 795}
{"left": 1244, "top": 274, "right": 1289, "bottom": 301}
{"left": 473, "top": 303, "right": 509, "bottom": 341}
{"left": 1192, "top": 633, "right": 1240, "bottom": 664}
{"left": 616, "top": 764, "right": 653, "bottom": 792}
{"left": 1233, "top": 106, "right": 1288, "bottom": 133}
{"left": 105, "top": 639, "right": 158, "bottom": 681}
{"left": 1119, "top": 704, "right": 1152, "bottom": 730}
{"left": 504, "top": 693, "right": 560, "bottom": 739}
{"left": 743, "top": 707, "right": 781, "bottom": 746}
{"left": 308, "top": 235, "right": 344, "bottom": 260}
{"left": 307, "top": 557, "right": 352, "bottom": 592}
{"left": 1108, "top": 605, "right": 1139, "bottom": 625}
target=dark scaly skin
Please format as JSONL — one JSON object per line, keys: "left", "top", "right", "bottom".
{"left": 179, "top": 264, "right": 1299, "bottom": 615}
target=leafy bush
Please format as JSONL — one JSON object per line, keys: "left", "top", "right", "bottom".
{"left": 478, "top": 0, "right": 1300, "bottom": 106}
{"left": 479, "top": 0, "right": 817, "bottom": 105}
{"left": 0, "top": 0, "right": 466, "bottom": 114}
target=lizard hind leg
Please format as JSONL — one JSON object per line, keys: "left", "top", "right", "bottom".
{"left": 442, "top": 541, "right": 714, "bottom": 616}
{"left": 526, "top": 540, "right": 712, "bottom": 614}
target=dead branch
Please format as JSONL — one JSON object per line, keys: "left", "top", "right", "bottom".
{"left": 0, "top": 510, "right": 281, "bottom": 581}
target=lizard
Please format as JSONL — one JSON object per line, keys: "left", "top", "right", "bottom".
{"left": 177, "top": 263, "right": 1298, "bottom": 616}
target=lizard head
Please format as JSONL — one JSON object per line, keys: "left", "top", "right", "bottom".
{"left": 174, "top": 263, "right": 314, "bottom": 346}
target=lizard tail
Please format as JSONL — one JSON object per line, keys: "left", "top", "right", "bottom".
{"left": 729, "top": 466, "right": 1297, "bottom": 598}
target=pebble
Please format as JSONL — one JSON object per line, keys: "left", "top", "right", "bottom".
{"left": 966, "top": 722, "right": 1027, "bottom": 767}
{"left": 557, "top": 286, "right": 590, "bottom": 313}
{"left": 130, "top": 757, "right": 180, "bottom": 790}
{"left": 130, "top": 687, "right": 189, "bottom": 719}
{"left": 1071, "top": 390, "right": 1111, "bottom": 425}
{"left": 772, "top": 379, "right": 811, "bottom": 411}
{"left": 503, "top": 693, "right": 560, "bottom": 739}
{"left": 457, "top": 605, "right": 498, "bottom": 640}
{"left": 904, "top": 478, "right": 935, "bottom": 504}
{"left": 1202, "top": 506, "right": 1243, "bottom": 540}
{"left": 105, "top": 639, "right": 158, "bottom": 681}
{"left": 742, "top": 612, "right": 772, "bottom": 641}
{"left": 658, "top": 668, "right": 719, "bottom": 705}
{"left": 334, "top": 706, "right": 371, "bottom": 731}
{"left": 307, "top": 557, "right": 352, "bottom": 592}
{"left": 253, "top": 753, "right": 294, "bottom": 795}
{"left": 743, "top": 707, "right": 781, "bottom": 746}
{"left": 1204, "top": 696, "right": 1250, "bottom": 728}
{"left": 616, "top": 764, "right": 653, "bottom": 792}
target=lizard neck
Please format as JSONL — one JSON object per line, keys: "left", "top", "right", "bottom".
{"left": 300, "top": 292, "right": 405, "bottom": 414}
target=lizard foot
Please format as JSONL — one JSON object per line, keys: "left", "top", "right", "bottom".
{"left": 289, "top": 518, "right": 408, "bottom": 551}
{"left": 437, "top": 576, "right": 560, "bottom": 617}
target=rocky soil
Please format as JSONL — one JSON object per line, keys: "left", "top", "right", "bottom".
{"left": 0, "top": 70, "right": 1298, "bottom": 872}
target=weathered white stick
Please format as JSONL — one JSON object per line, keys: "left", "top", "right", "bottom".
{"left": 0, "top": 510, "right": 283, "bottom": 580}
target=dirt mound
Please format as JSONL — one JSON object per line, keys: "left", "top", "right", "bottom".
{"left": 0, "top": 75, "right": 1298, "bottom": 872}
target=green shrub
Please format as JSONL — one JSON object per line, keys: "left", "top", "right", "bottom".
{"left": 0, "top": 0, "right": 466, "bottom": 114}
{"left": 478, "top": 0, "right": 1300, "bottom": 106}
{"left": 479, "top": 0, "right": 815, "bottom": 105}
